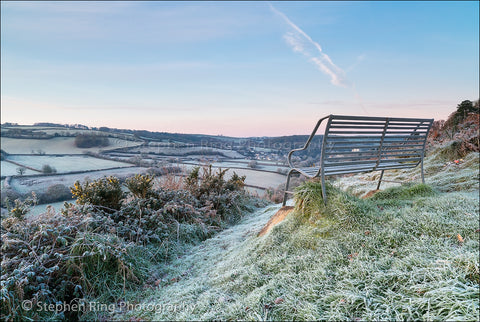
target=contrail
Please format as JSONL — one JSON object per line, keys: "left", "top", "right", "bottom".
{"left": 269, "top": 3, "right": 349, "bottom": 88}
{"left": 270, "top": 3, "right": 369, "bottom": 114}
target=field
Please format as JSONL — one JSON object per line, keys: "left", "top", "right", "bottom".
{"left": 26, "top": 201, "right": 66, "bottom": 219}
{"left": 9, "top": 166, "right": 148, "bottom": 194}
{"left": 127, "top": 146, "right": 244, "bottom": 158}
{"left": 6, "top": 155, "right": 133, "bottom": 174}
{"left": 180, "top": 164, "right": 286, "bottom": 189}
{"left": 0, "top": 160, "right": 40, "bottom": 176}
{"left": 211, "top": 160, "right": 288, "bottom": 172}
{"left": 1, "top": 136, "right": 142, "bottom": 154}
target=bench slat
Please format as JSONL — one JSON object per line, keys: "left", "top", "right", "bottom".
{"left": 330, "top": 115, "right": 431, "bottom": 122}
{"left": 325, "top": 153, "right": 422, "bottom": 162}
{"left": 324, "top": 160, "right": 383, "bottom": 167}
{"left": 326, "top": 156, "right": 422, "bottom": 165}
{"left": 323, "top": 149, "right": 424, "bottom": 155}
{"left": 324, "top": 141, "right": 425, "bottom": 146}
{"left": 328, "top": 130, "right": 428, "bottom": 135}
{"left": 329, "top": 125, "right": 431, "bottom": 130}
{"left": 326, "top": 136, "right": 427, "bottom": 141}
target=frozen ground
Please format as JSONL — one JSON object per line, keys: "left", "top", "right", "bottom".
{"left": 10, "top": 167, "right": 148, "bottom": 194}
{"left": 1, "top": 161, "right": 40, "bottom": 176}
{"left": 7, "top": 155, "right": 132, "bottom": 173}
{"left": 180, "top": 164, "right": 286, "bottom": 189}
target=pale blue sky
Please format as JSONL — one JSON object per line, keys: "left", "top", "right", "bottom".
{"left": 1, "top": 1, "right": 478, "bottom": 136}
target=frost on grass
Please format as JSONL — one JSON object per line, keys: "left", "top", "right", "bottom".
{"left": 119, "top": 150, "right": 479, "bottom": 321}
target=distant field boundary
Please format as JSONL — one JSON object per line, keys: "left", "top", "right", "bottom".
{"left": 180, "top": 162, "right": 288, "bottom": 176}
{"left": 222, "top": 159, "right": 288, "bottom": 167}
{"left": 162, "top": 173, "right": 268, "bottom": 191}
{"left": 7, "top": 153, "right": 126, "bottom": 157}
{"left": 3, "top": 159, "right": 42, "bottom": 173}
{"left": 6, "top": 165, "right": 138, "bottom": 180}
{"left": 104, "top": 146, "right": 243, "bottom": 158}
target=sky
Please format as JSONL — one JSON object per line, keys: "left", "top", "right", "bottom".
{"left": 1, "top": 1, "right": 479, "bottom": 137}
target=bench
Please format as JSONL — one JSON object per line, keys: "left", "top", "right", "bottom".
{"left": 282, "top": 115, "right": 434, "bottom": 206}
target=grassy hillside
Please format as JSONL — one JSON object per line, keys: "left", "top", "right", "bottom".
{"left": 117, "top": 144, "right": 479, "bottom": 321}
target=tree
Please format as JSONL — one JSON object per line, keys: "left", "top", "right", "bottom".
{"left": 456, "top": 100, "right": 476, "bottom": 121}
{"left": 42, "top": 164, "right": 57, "bottom": 174}
{"left": 74, "top": 134, "right": 110, "bottom": 148}
{"left": 16, "top": 167, "right": 26, "bottom": 176}
{"left": 247, "top": 160, "right": 258, "bottom": 169}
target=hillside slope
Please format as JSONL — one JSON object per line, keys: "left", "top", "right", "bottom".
{"left": 116, "top": 143, "right": 479, "bottom": 321}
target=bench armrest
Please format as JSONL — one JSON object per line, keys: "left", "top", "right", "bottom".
{"left": 287, "top": 115, "right": 330, "bottom": 169}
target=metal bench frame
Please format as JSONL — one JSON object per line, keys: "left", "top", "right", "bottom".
{"left": 283, "top": 115, "right": 434, "bottom": 206}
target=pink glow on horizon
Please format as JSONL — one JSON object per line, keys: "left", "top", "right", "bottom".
{"left": 1, "top": 96, "right": 466, "bottom": 137}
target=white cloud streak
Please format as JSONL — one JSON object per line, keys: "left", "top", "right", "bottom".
{"left": 270, "top": 4, "right": 349, "bottom": 88}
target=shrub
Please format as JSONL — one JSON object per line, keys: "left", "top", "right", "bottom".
{"left": 184, "top": 165, "right": 249, "bottom": 224}
{"left": 67, "top": 232, "right": 143, "bottom": 299}
{"left": 265, "top": 186, "right": 285, "bottom": 204}
{"left": 42, "top": 164, "right": 57, "bottom": 174}
{"left": 0, "top": 203, "right": 145, "bottom": 321}
{"left": 39, "top": 184, "right": 73, "bottom": 204}
{"left": 184, "top": 165, "right": 246, "bottom": 198}
{"left": 247, "top": 160, "right": 258, "bottom": 168}
{"left": 0, "top": 189, "right": 22, "bottom": 208}
{"left": 74, "top": 134, "right": 110, "bottom": 148}
{"left": 70, "top": 176, "right": 124, "bottom": 212}
{"left": 125, "top": 174, "right": 155, "bottom": 199}
{"left": 3, "top": 192, "right": 38, "bottom": 219}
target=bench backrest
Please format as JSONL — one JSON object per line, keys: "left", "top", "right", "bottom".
{"left": 320, "top": 115, "right": 434, "bottom": 176}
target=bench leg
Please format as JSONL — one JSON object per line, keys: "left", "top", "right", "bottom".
{"left": 282, "top": 169, "right": 295, "bottom": 206}
{"left": 421, "top": 157, "right": 425, "bottom": 184}
{"left": 376, "top": 170, "right": 385, "bottom": 190}
{"left": 321, "top": 172, "right": 327, "bottom": 205}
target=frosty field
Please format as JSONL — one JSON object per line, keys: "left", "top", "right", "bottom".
{"left": 1, "top": 136, "right": 142, "bottom": 154}
{"left": 6, "top": 155, "right": 133, "bottom": 174}
{"left": 128, "top": 145, "right": 243, "bottom": 158}
{"left": 10, "top": 166, "right": 148, "bottom": 194}
{"left": 211, "top": 160, "right": 288, "bottom": 172}
{"left": 180, "top": 163, "right": 286, "bottom": 189}
{"left": 0, "top": 161, "right": 40, "bottom": 176}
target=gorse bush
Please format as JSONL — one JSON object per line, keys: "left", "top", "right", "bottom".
{"left": 4, "top": 192, "right": 38, "bottom": 219}
{"left": 125, "top": 174, "right": 155, "bottom": 199}
{"left": 70, "top": 176, "right": 124, "bottom": 212}
{"left": 184, "top": 165, "right": 246, "bottom": 198}
{"left": 184, "top": 165, "right": 249, "bottom": 225}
